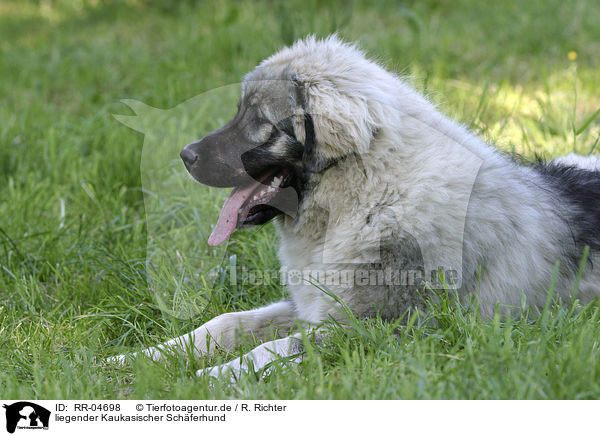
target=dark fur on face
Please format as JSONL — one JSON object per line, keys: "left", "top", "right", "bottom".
{"left": 180, "top": 81, "right": 317, "bottom": 228}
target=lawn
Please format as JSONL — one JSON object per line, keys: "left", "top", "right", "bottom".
{"left": 1, "top": 0, "right": 600, "bottom": 399}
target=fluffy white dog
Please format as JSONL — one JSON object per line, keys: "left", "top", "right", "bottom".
{"left": 113, "top": 35, "right": 600, "bottom": 380}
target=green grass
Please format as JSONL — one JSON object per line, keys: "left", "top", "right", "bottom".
{"left": 1, "top": 0, "right": 600, "bottom": 399}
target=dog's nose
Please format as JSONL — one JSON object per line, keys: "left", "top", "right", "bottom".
{"left": 180, "top": 148, "right": 199, "bottom": 168}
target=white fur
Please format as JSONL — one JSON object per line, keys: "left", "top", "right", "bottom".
{"left": 107, "top": 301, "right": 296, "bottom": 364}
{"left": 552, "top": 152, "right": 600, "bottom": 171}
{"left": 196, "top": 334, "right": 304, "bottom": 381}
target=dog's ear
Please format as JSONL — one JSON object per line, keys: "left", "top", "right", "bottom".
{"left": 293, "top": 78, "right": 376, "bottom": 172}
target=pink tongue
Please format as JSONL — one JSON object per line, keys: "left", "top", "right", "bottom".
{"left": 207, "top": 182, "right": 260, "bottom": 246}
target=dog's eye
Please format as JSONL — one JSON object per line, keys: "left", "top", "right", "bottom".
{"left": 276, "top": 117, "right": 296, "bottom": 140}
{"left": 248, "top": 122, "right": 275, "bottom": 144}
{"left": 264, "top": 124, "right": 280, "bottom": 144}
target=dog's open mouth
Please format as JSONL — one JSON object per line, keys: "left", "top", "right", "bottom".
{"left": 208, "top": 168, "right": 293, "bottom": 246}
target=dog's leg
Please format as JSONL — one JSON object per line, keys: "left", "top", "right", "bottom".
{"left": 107, "top": 300, "right": 296, "bottom": 364}
{"left": 196, "top": 332, "right": 307, "bottom": 381}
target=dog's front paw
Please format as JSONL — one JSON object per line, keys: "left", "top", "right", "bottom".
{"left": 196, "top": 361, "right": 243, "bottom": 384}
{"left": 103, "top": 352, "right": 136, "bottom": 366}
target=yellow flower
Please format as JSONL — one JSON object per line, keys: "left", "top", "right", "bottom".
{"left": 568, "top": 51, "right": 578, "bottom": 61}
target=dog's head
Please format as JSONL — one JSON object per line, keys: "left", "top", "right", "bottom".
{"left": 180, "top": 36, "right": 383, "bottom": 245}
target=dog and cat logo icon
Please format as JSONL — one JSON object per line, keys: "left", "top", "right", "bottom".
{"left": 2, "top": 402, "right": 50, "bottom": 433}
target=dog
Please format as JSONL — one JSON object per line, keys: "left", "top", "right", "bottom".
{"left": 111, "top": 35, "right": 600, "bottom": 380}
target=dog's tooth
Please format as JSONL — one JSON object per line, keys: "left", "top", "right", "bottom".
{"left": 271, "top": 176, "right": 282, "bottom": 188}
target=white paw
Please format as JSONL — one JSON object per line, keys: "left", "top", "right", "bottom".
{"left": 196, "top": 361, "right": 243, "bottom": 384}
{"left": 103, "top": 352, "right": 135, "bottom": 366}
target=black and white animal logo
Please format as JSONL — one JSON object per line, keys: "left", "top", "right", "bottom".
{"left": 3, "top": 402, "right": 50, "bottom": 434}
